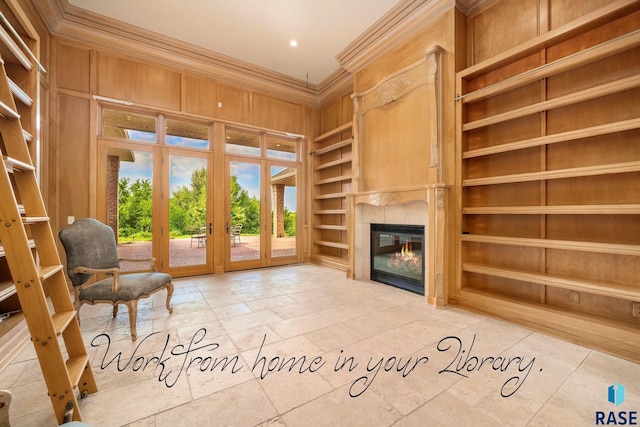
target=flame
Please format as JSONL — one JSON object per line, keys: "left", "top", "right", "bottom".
{"left": 400, "top": 242, "right": 414, "bottom": 260}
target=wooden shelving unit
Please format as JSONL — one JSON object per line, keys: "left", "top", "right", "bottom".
{"left": 311, "top": 122, "right": 353, "bottom": 270}
{"left": 455, "top": 1, "right": 640, "bottom": 362}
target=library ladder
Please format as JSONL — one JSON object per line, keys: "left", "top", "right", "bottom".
{"left": 0, "top": 48, "right": 98, "bottom": 423}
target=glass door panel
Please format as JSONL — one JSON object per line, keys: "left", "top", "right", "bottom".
{"left": 270, "top": 165, "right": 297, "bottom": 259}
{"left": 229, "top": 160, "right": 261, "bottom": 265}
{"left": 111, "top": 149, "right": 154, "bottom": 272}
{"left": 168, "top": 153, "right": 209, "bottom": 269}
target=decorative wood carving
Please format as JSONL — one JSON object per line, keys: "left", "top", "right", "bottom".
{"left": 369, "top": 192, "right": 398, "bottom": 206}
{"left": 426, "top": 47, "right": 443, "bottom": 181}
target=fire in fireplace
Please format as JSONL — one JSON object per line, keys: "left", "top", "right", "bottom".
{"left": 370, "top": 223, "right": 425, "bottom": 295}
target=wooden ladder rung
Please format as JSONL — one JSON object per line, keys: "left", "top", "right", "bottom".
{"left": 3, "top": 155, "right": 34, "bottom": 172}
{"left": 8, "top": 78, "right": 32, "bottom": 106}
{"left": 0, "top": 99, "right": 19, "bottom": 119}
{"left": 22, "top": 216, "right": 50, "bottom": 224}
{"left": 66, "top": 355, "right": 89, "bottom": 388}
{"left": 51, "top": 311, "right": 76, "bottom": 336}
{"left": 37, "top": 264, "right": 64, "bottom": 281}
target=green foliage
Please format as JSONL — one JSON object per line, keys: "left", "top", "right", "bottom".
{"left": 284, "top": 208, "right": 296, "bottom": 236}
{"left": 118, "top": 177, "right": 153, "bottom": 240}
{"left": 169, "top": 167, "right": 207, "bottom": 234}
{"left": 118, "top": 168, "right": 275, "bottom": 239}
{"left": 230, "top": 175, "right": 260, "bottom": 234}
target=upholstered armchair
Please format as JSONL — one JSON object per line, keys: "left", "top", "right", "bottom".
{"left": 59, "top": 218, "right": 173, "bottom": 341}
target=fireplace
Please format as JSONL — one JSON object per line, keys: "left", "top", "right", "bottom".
{"left": 370, "top": 223, "right": 425, "bottom": 295}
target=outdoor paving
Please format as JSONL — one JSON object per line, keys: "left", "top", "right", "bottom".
{"left": 116, "top": 236, "right": 296, "bottom": 269}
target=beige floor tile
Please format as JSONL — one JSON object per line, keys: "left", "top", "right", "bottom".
{"left": 3, "top": 265, "right": 639, "bottom": 426}
{"left": 281, "top": 384, "right": 403, "bottom": 427}
{"left": 155, "top": 380, "right": 277, "bottom": 427}
{"left": 219, "top": 309, "right": 283, "bottom": 334}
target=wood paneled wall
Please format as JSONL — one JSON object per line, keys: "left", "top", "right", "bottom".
{"left": 50, "top": 38, "right": 316, "bottom": 232}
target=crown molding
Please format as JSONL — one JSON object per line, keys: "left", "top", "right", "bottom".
{"left": 33, "top": 0, "right": 323, "bottom": 107}
{"left": 454, "top": 0, "right": 494, "bottom": 16}
{"left": 336, "top": 0, "right": 457, "bottom": 75}
{"left": 33, "top": 0, "right": 489, "bottom": 107}
{"left": 317, "top": 67, "right": 354, "bottom": 105}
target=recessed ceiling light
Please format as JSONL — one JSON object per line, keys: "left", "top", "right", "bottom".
{"left": 289, "top": 40, "right": 298, "bottom": 47}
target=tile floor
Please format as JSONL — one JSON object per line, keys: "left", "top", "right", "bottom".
{"left": 1, "top": 264, "right": 638, "bottom": 426}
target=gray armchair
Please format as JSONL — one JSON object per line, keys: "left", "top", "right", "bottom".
{"left": 59, "top": 218, "right": 173, "bottom": 341}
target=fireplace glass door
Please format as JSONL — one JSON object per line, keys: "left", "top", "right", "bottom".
{"left": 370, "top": 224, "right": 425, "bottom": 295}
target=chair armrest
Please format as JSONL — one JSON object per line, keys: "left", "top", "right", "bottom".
{"left": 73, "top": 266, "right": 121, "bottom": 293}
{"left": 118, "top": 257, "right": 158, "bottom": 272}
{"left": 73, "top": 266, "right": 119, "bottom": 275}
{"left": 119, "top": 257, "right": 156, "bottom": 263}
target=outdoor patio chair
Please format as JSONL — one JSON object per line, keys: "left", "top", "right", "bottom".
{"left": 230, "top": 224, "right": 243, "bottom": 246}
{"left": 59, "top": 218, "right": 174, "bottom": 341}
{"left": 190, "top": 225, "right": 206, "bottom": 248}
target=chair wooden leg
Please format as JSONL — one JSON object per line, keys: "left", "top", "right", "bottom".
{"left": 166, "top": 282, "right": 174, "bottom": 315}
{"left": 112, "top": 304, "right": 119, "bottom": 318}
{"left": 125, "top": 301, "right": 138, "bottom": 341}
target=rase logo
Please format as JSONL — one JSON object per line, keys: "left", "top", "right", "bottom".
{"left": 609, "top": 383, "right": 626, "bottom": 407}
{"left": 596, "top": 382, "right": 637, "bottom": 425}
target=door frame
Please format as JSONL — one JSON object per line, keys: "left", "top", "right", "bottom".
{"left": 224, "top": 155, "right": 302, "bottom": 271}
{"left": 97, "top": 138, "right": 215, "bottom": 276}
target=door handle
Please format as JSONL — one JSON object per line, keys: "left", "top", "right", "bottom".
{"left": 226, "top": 223, "right": 229, "bottom": 233}
{"left": 209, "top": 223, "right": 212, "bottom": 234}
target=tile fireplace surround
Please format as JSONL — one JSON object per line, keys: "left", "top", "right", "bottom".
{"left": 349, "top": 185, "right": 447, "bottom": 307}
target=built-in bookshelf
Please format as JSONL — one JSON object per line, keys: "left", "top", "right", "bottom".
{"left": 311, "top": 122, "right": 353, "bottom": 270}
{"left": 455, "top": 1, "right": 640, "bottom": 362}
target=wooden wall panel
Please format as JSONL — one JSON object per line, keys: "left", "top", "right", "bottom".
{"left": 468, "top": 0, "right": 539, "bottom": 64}
{"left": 360, "top": 86, "right": 430, "bottom": 190}
{"left": 57, "top": 95, "right": 90, "bottom": 230}
{"left": 320, "top": 98, "right": 342, "bottom": 133}
{"left": 215, "top": 83, "right": 251, "bottom": 123}
{"left": 184, "top": 75, "right": 217, "bottom": 117}
{"left": 96, "top": 53, "right": 181, "bottom": 110}
{"left": 56, "top": 43, "right": 90, "bottom": 93}
{"left": 340, "top": 93, "right": 354, "bottom": 125}
{"left": 319, "top": 91, "right": 354, "bottom": 134}
{"left": 252, "top": 94, "right": 304, "bottom": 134}
{"left": 549, "top": 0, "right": 614, "bottom": 29}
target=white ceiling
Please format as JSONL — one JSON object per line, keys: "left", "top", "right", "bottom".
{"left": 67, "top": 0, "right": 404, "bottom": 85}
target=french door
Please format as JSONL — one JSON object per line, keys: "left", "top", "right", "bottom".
{"left": 225, "top": 157, "right": 299, "bottom": 271}
{"left": 97, "top": 140, "right": 213, "bottom": 276}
